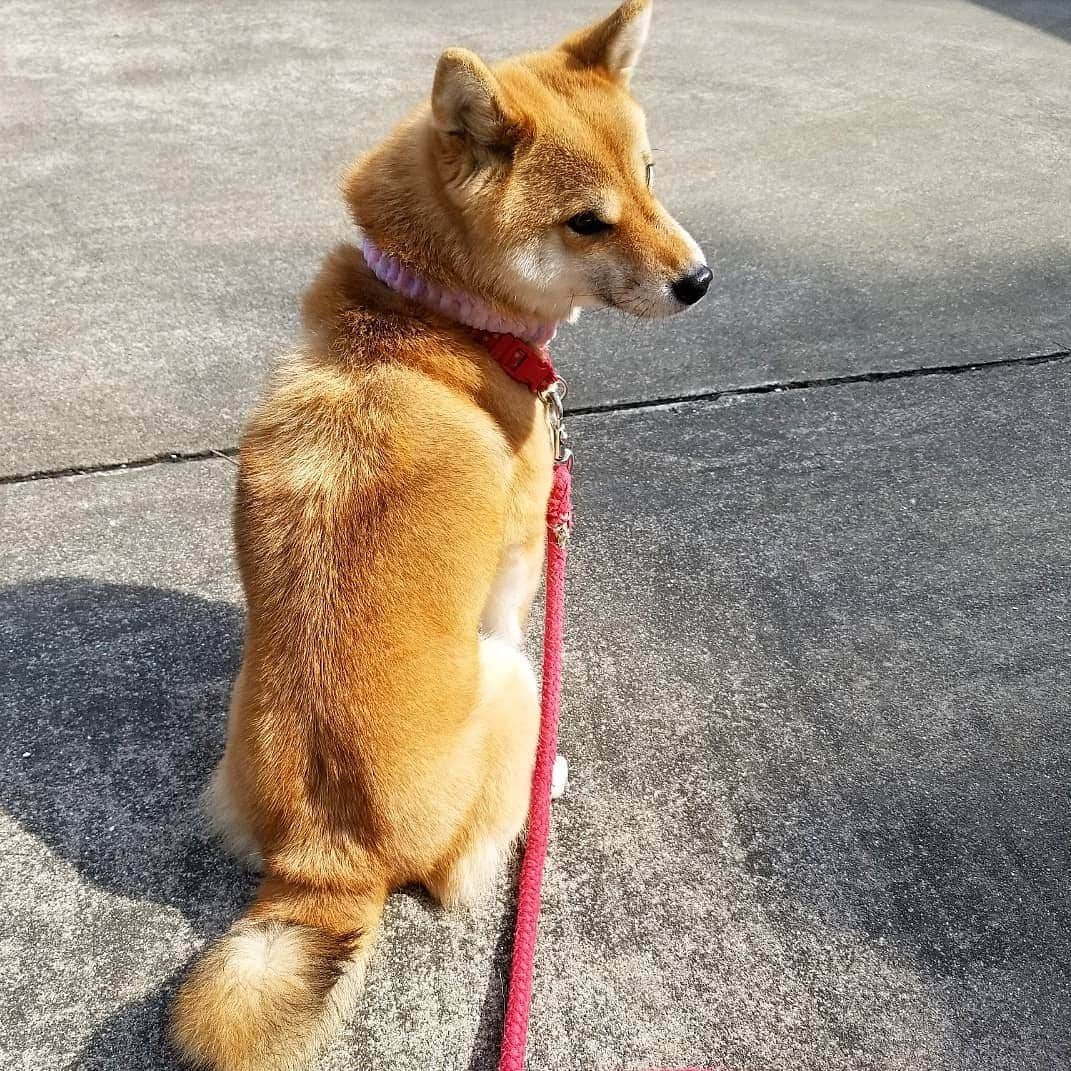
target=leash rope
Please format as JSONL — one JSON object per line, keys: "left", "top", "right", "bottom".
{"left": 499, "top": 458, "right": 572, "bottom": 1071}
{"left": 468, "top": 327, "right": 715, "bottom": 1071}
{"left": 358, "top": 237, "right": 717, "bottom": 1067}
{"left": 460, "top": 326, "right": 572, "bottom": 1071}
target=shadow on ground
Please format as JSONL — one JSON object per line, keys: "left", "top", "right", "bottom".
{"left": 0, "top": 578, "right": 518, "bottom": 1070}
{"left": 0, "top": 579, "right": 248, "bottom": 1067}
{"left": 568, "top": 375, "right": 1071, "bottom": 1063}
{"left": 0, "top": 579, "right": 246, "bottom": 925}
{"left": 969, "top": 0, "right": 1071, "bottom": 43}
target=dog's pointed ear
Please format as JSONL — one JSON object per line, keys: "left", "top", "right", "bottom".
{"left": 432, "top": 48, "right": 515, "bottom": 150}
{"left": 559, "top": 0, "right": 653, "bottom": 84}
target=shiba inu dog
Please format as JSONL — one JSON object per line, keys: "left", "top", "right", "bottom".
{"left": 170, "top": 2, "right": 709, "bottom": 1068}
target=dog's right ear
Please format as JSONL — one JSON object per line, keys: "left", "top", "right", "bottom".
{"left": 432, "top": 48, "right": 517, "bottom": 154}
{"left": 559, "top": 0, "right": 652, "bottom": 85}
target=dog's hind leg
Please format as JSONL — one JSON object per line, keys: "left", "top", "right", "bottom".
{"left": 428, "top": 637, "right": 540, "bottom": 909}
{"left": 202, "top": 663, "right": 263, "bottom": 869}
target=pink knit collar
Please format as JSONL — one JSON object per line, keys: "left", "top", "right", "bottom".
{"left": 360, "top": 236, "right": 559, "bottom": 347}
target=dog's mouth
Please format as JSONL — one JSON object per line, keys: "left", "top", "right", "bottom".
{"left": 596, "top": 263, "right": 712, "bottom": 318}
{"left": 598, "top": 283, "right": 685, "bottom": 319}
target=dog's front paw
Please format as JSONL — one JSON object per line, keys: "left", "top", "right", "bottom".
{"left": 551, "top": 754, "right": 569, "bottom": 800}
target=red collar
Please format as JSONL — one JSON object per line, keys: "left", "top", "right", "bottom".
{"left": 467, "top": 329, "right": 559, "bottom": 396}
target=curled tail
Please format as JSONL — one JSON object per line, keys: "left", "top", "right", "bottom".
{"left": 170, "top": 875, "right": 385, "bottom": 1071}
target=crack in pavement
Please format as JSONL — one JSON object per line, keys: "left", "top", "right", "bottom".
{"left": 567, "top": 347, "right": 1071, "bottom": 417}
{"left": 2, "top": 348, "right": 1067, "bottom": 489}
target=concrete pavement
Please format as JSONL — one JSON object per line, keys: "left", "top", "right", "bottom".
{"left": 1, "top": 0, "right": 1068, "bottom": 472}
{"left": 2, "top": 361, "right": 1069, "bottom": 1070}
{"left": 1, "top": 2, "right": 1069, "bottom": 1070}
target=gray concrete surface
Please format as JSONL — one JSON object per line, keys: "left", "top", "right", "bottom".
{"left": 2, "top": 359, "right": 1069, "bottom": 1070}
{"left": 2, "top": 2, "right": 1070, "bottom": 1069}
{"left": 2, "top": 0, "right": 1069, "bottom": 474}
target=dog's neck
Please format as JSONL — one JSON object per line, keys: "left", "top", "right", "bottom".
{"left": 360, "top": 236, "right": 559, "bottom": 347}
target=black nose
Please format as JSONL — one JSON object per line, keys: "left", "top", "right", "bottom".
{"left": 672, "top": 265, "right": 713, "bottom": 306}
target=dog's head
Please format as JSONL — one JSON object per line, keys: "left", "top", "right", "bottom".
{"left": 432, "top": 0, "right": 709, "bottom": 322}
{"left": 347, "top": 1, "right": 710, "bottom": 325}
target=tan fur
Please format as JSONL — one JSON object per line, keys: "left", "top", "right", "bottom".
{"left": 171, "top": 4, "right": 707, "bottom": 1069}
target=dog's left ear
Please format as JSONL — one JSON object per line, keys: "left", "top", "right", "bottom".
{"left": 432, "top": 48, "right": 516, "bottom": 150}
{"left": 558, "top": 0, "right": 653, "bottom": 85}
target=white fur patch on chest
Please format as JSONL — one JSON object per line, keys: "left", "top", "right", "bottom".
{"left": 480, "top": 542, "right": 541, "bottom": 647}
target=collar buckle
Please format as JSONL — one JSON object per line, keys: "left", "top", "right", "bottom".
{"left": 539, "top": 379, "right": 571, "bottom": 466}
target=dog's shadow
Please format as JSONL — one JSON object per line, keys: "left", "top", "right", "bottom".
{"left": 1, "top": 578, "right": 510, "bottom": 1070}
{"left": 0, "top": 579, "right": 246, "bottom": 922}
{"left": 0, "top": 578, "right": 247, "bottom": 1067}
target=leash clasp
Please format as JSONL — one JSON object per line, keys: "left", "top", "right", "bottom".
{"left": 539, "top": 378, "right": 571, "bottom": 466}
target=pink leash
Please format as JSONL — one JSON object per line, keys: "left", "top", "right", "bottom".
{"left": 498, "top": 458, "right": 572, "bottom": 1071}
{"left": 455, "top": 326, "right": 573, "bottom": 1070}
{"left": 466, "top": 328, "right": 717, "bottom": 1071}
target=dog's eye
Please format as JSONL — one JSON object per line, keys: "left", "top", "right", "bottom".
{"left": 566, "top": 211, "right": 612, "bottom": 236}
{"left": 645, "top": 162, "right": 654, "bottom": 189}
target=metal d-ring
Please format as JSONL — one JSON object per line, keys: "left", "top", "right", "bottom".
{"left": 539, "top": 379, "right": 570, "bottom": 464}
